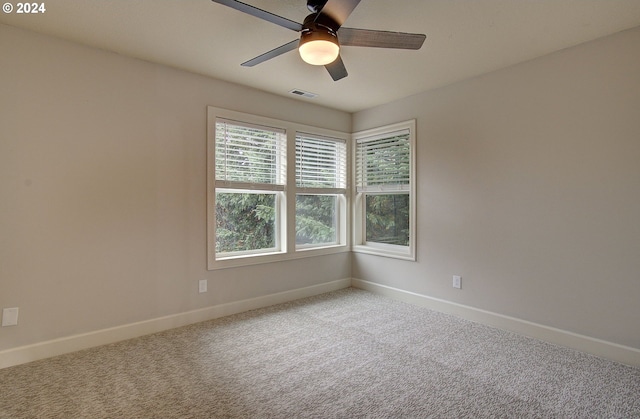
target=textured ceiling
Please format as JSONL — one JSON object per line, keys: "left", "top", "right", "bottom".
{"left": 2, "top": 0, "right": 640, "bottom": 112}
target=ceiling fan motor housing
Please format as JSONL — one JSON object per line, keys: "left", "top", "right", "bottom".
{"left": 300, "top": 20, "right": 339, "bottom": 47}
{"left": 302, "top": 13, "right": 339, "bottom": 33}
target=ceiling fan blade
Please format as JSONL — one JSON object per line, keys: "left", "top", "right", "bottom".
{"left": 241, "top": 39, "right": 300, "bottom": 67}
{"left": 316, "top": 0, "right": 361, "bottom": 27}
{"left": 325, "top": 55, "right": 348, "bottom": 81}
{"left": 211, "top": 0, "right": 303, "bottom": 32}
{"left": 338, "top": 27, "right": 426, "bottom": 49}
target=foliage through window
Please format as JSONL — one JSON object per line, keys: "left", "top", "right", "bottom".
{"left": 216, "top": 192, "right": 277, "bottom": 253}
{"left": 365, "top": 194, "right": 410, "bottom": 246}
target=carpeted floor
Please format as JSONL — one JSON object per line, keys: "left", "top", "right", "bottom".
{"left": 0, "top": 287, "right": 639, "bottom": 418}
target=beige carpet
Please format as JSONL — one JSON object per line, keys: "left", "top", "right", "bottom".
{"left": 0, "top": 288, "right": 639, "bottom": 418}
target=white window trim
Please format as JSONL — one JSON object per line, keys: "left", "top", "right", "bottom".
{"left": 207, "top": 107, "right": 350, "bottom": 270}
{"left": 352, "top": 120, "right": 416, "bottom": 261}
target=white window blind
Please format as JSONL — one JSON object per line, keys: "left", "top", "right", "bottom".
{"left": 296, "top": 134, "right": 347, "bottom": 191}
{"left": 356, "top": 129, "right": 410, "bottom": 192}
{"left": 215, "top": 118, "right": 286, "bottom": 190}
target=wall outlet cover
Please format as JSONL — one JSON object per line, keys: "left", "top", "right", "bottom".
{"left": 199, "top": 279, "right": 208, "bottom": 293}
{"left": 2, "top": 307, "right": 19, "bottom": 326}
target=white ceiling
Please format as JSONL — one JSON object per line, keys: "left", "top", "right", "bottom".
{"left": 2, "top": 0, "right": 640, "bottom": 112}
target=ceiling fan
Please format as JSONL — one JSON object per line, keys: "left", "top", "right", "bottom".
{"left": 211, "top": 0, "right": 426, "bottom": 81}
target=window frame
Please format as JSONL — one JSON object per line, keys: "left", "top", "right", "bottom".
{"left": 207, "top": 107, "right": 350, "bottom": 270}
{"left": 213, "top": 118, "right": 287, "bottom": 258}
{"left": 295, "top": 132, "right": 348, "bottom": 251}
{"left": 352, "top": 120, "right": 416, "bottom": 261}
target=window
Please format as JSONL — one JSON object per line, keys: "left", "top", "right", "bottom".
{"left": 208, "top": 107, "right": 349, "bottom": 269}
{"left": 214, "top": 119, "right": 286, "bottom": 256}
{"left": 296, "top": 134, "right": 347, "bottom": 249}
{"left": 353, "top": 120, "right": 416, "bottom": 260}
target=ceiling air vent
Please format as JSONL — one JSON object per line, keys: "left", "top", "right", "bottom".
{"left": 289, "top": 89, "right": 318, "bottom": 99}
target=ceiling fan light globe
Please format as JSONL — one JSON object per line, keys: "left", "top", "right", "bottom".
{"left": 299, "top": 40, "right": 340, "bottom": 65}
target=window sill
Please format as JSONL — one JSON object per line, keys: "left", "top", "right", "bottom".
{"left": 351, "top": 244, "right": 416, "bottom": 261}
{"left": 209, "top": 245, "right": 350, "bottom": 270}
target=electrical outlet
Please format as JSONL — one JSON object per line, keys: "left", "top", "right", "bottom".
{"left": 452, "top": 275, "right": 462, "bottom": 289}
{"left": 199, "top": 279, "right": 208, "bottom": 294}
{"left": 2, "top": 307, "right": 19, "bottom": 326}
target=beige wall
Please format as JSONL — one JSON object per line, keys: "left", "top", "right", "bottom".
{"left": 0, "top": 24, "right": 351, "bottom": 352}
{"left": 353, "top": 27, "right": 640, "bottom": 350}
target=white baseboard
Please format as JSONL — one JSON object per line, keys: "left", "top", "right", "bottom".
{"left": 0, "top": 278, "right": 351, "bottom": 370}
{"left": 352, "top": 278, "right": 640, "bottom": 367}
